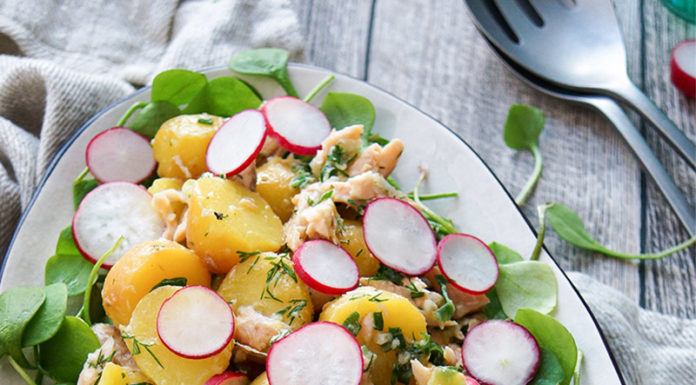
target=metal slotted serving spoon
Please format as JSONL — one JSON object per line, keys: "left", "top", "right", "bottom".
{"left": 483, "top": 37, "right": 696, "bottom": 236}
{"left": 465, "top": 0, "right": 696, "bottom": 169}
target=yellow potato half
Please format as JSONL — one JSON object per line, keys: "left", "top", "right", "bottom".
{"left": 152, "top": 114, "right": 223, "bottom": 179}
{"left": 102, "top": 239, "right": 211, "bottom": 328}
{"left": 256, "top": 157, "right": 299, "bottom": 222}
{"left": 339, "top": 219, "right": 380, "bottom": 277}
{"left": 186, "top": 176, "right": 284, "bottom": 274}
{"left": 320, "top": 286, "right": 427, "bottom": 385}
{"left": 123, "top": 286, "right": 232, "bottom": 385}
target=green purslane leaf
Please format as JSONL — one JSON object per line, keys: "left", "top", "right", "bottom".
{"left": 183, "top": 76, "right": 262, "bottom": 117}
{"left": 496, "top": 261, "right": 558, "bottom": 319}
{"left": 55, "top": 226, "right": 80, "bottom": 257}
{"left": 151, "top": 69, "right": 208, "bottom": 106}
{"left": 0, "top": 286, "right": 45, "bottom": 367}
{"left": 503, "top": 104, "right": 545, "bottom": 206}
{"left": 488, "top": 242, "right": 523, "bottom": 264}
{"left": 483, "top": 287, "right": 507, "bottom": 320}
{"left": 228, "top": 48, "right": 299, "bottom": 97}
{"left": 319, "top": 92, "right": 376, "bottom": 145}
{"left": 39, "top": 316, "right": 100, "bottom": 383}
{"left": 504, "top": 104, "right": 545, "bottom": 150}
{"left": 545, "top": 203, "right": 696, "bottom": 259}
{"left": 127, "top": 101, "right": 181, "bottom": 138}
{"left": 72, "top": 171, "right": 98, "bottom": 210}
{"left": 515, "top": 308, "right": 577, "bottom": 385}
{"left": 529, "top": 347, "right": 566, "bottom": 385}
{"left": 21, "top": 283, "right": 68, "bottom": 347}
{"left": 45, "top": 254, "right": 93, "bottom": 297}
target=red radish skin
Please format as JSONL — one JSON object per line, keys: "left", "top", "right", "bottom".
{"left": 266, "top": 322, "right": 363, "bottom": 385}
{"left": 671, "top": 40, "right": 696, "bottom": 98}
{"left": 157, "top": 286, "right": 235, "bottom": 359}
{"left": 437, "top": 234, "right": 498, "bottom": 295}
{"left": 465, "top": 376, "right": 481, "bottom": 385}
{"left": 86, "top": 127, "right": 156, "bottom": 184}
{"left": 261, "top": 96, "right": 331, "bottom": 156}
{"left": 72, "top": 182, "right": 164, "bottom": 268}
{"left": 362, "top": 198, "right": 437, "bottom": 275}
{"left": 292, "top": 240, "right": 360, "bottom": 295}
{"left": 204, "top": 371, "right": 250, "bottom": 385}
{"left": 206, "top": 109, "right": 267, "bottom": 177}
{"left": 462, "top": 320, "right": 540, "bottom": 385}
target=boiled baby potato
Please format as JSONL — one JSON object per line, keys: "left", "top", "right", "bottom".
{"left": 123, "top": 286, "right": 232, "bottom": 385}
{"left": 186, "top": 176, "right": 284, "bottom": 274}
{"left": 249, "top": 372, "right": 269, "bottom": 385}
{"left": 152, "top": 114, "right": 223, "bottom": 179}
{"left": 102, "top": 239, "right": 211, "bottom": 328}
{"left": 320, "top": 286, "right": 427, "bottom": 385}
{"left": 256, "top": 157, "right": 299, "bottom": 222}
{"left": 96, "top": 363, "right": 150, "bottom": 385}
{"left": 217, "top": 252, "right": 313, "bottom": 329}
{"left": 339, "top": 219, "right": 380, "bottom": 277}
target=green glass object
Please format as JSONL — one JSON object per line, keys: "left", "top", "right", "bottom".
{"left": 661, "top": 0, "right": 696, "bottom": 24}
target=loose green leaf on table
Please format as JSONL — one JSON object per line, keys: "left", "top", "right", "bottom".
{"left": 127, "top": 100, "right": 181, "bottom": 138}
{"left": 151, "top": 69, "right": 207, "bottom": 106}
{"left": 319, "top": 92, "right": 376, "bottom": 145}
{"left": 546, "top": 203, "right": 696, "bottom": 260}
{"left": 503, "top": 104, "right": 545, "bottom": 206}
{"left": 529, "top": 347, "right": 566, "bottom": 385}
{"left": 0, "top": 286, "right": 45, "bottom": 367}
{"left": 228, "top": 48, "right": 299, "bottom": 97}
{"left": 183, "top": 76, "right": 262, "bottom": 117}
{"left": 495, "top": 261, "right": 557, "bottom": 318}
{"left": 515, "top": 308, "right": 577, "bottom": 385}
{"left": 488, "top": 242, "right": 523, "bottom": 264}
{"left": 22, "top": 283, "right": 68, "bottom": 347}
{"left": 39, "top": 316, "right": 100, "bottom": 383}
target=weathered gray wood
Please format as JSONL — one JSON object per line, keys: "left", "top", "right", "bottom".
{"left": 367, "top": 0, "right": 641, "bottom": 298}
{"left": 291, "top": 0, "right": 374, "bottom": 78}
{"left": 640, "top": 1, "right": 696, "bottom": 318}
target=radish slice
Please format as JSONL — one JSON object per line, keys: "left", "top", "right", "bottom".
{"left": 72, "top": 182, "right": 164, "bottom": 268}
{"left": 671, "top": 40, "right": 696, "bottom": 98}
{"left": 462, "top": 320, "right": 540, "bottom": 385}
{"left": 206, "top": 109, "right": 267, "bottom": 176}
{"left": 157, "top": 286, "right": 235, "bottom": 359}
{"left": 267, "top": 322, "right": 363, "bottom": 385}
{"left": 437, "top": 234, "right": 498, "bottom": 295}
{"left": 204, "top": 372, "right": 249, "bottom": 385}
{"left": 362, "top": 198, "right": 437, "bottom": 275}
{"left": 261, "top": 96, "right": 331, "bottom": 155}
{"left": 465, "top": 376, "right": 481, "bottom": 385}
{"left": 292, "top": 240, "right": 359, "bottom": 295}
{"left": 86, "top": 127, "right": 156, "bottom": 183}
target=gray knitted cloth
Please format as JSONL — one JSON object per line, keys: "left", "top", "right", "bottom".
{"left": 0, "top": 1, "right": 694, "bottom": 385}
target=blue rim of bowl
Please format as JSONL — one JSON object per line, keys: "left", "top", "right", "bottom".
{"left": 1, "top": 63, "right": 626, "bottom": 385}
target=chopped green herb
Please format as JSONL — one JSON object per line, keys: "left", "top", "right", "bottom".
{"left": 214, "top": 212, "right": 228, "bottom": 220}
{"left": 275, "top": 299, "right": 308, "bottom": 326}
{"left": 320, "top": 145, "right": 351, "bottom": 181}
{"left": 150, "top": 277, "right": 187, "bottom": 292}
{"left": 342, "top": 312, "right": 362, "bottom": 337}
{"left": 315, "top": 190, "right": 334, "bottom": 206}
{"left": 434, "top": 275, "right": 455, "bottom": 324}
{"left": 368, "top": 292, "right": 388, "bottom": 303}
{"left": 122, "top": 334, "right": 163, "bottom": 368}
{"left": 371, "top": 264, "right": 405, "bottom": 285}
{"left": 407, "top": 279, "right": 425, "bottom": 299}
{"left": 197, "top": 117, "right": 214, "bottom": 125}
{"left": 373, "top": 312, "right": 384, "bottom": 331}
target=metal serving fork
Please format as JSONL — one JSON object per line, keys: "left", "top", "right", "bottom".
{"left": 482, "top": 38, "right": 696, "bottom": 236}
{"left": 464, "top": 0, "right": 696, "bottom": 169}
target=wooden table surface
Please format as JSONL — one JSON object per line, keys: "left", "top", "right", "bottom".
{"left": 290, "top": 0, "right": 696, "bottom": 318}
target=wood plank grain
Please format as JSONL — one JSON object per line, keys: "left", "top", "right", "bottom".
{"left": 367, "top": 0, "right": 642, "bottom": 299}
{"left": 639, "top": 0, "right": 696, "bottom": 318}
{"left": 291, "top": 0, "right": 374, "bottom": 78}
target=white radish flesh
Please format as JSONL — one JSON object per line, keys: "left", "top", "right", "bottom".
{"left": 204, "top": 372, "right": 249, "bottom": 385}
{"left": 261, "top": 96, "right": 331, "bottom": 155}
{"left": 206, "top": 109, "right": 267, "bottom": 176}
{"left": 86, "top": 127, "right": 156, "bottom": 183}
{"left": 267, "top": 322, "right": 363, "bottom": 385}
{"left": 292, "top": 240, "right": 359, "bottom": 295}
{"left": 437, "top": 234, "right": 498, "bottom": 295}
{"left": 671, "top": 40, "right": 696, "bottom": 98}
{"left": 157, "top": 286, "right": 235, "bottom": 359}
{"left": 362, "top": 198, "right": 437, "bottom": 275}
{"left": 72, "top": 182, "right": 164, "bottom": 268}
{"left": 462, "top": 320, "right": 540, "bottom": 385}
